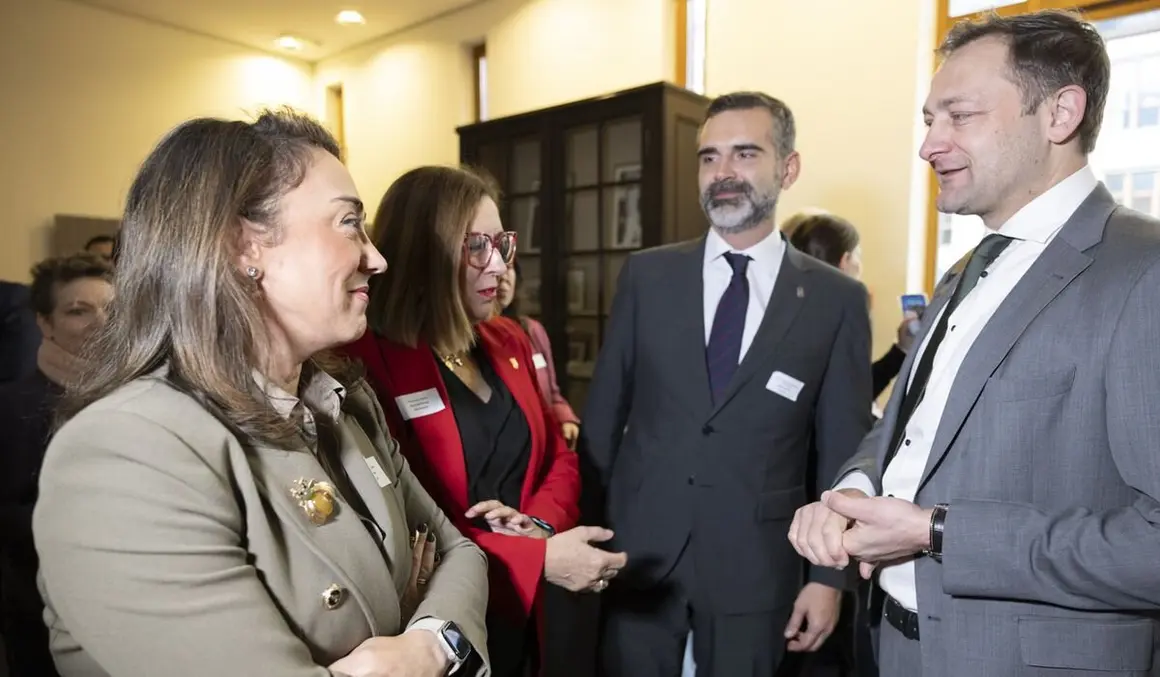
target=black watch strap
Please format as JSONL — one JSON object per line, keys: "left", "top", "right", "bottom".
{"left": 924, "top": 503, "right": 948, "bottom": 561}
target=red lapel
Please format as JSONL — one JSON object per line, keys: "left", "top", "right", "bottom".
{"left": 345, "top": 331, "right": 470, "bottom": 517}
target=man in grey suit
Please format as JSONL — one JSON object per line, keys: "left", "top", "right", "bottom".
{"left": 583, "top": 92, "right": 873, "bottom": 677}
{"left": 790, "top": 10, "right": 1160, "bottom": 676}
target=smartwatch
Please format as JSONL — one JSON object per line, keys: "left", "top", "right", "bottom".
{"left": 439, "top": 620, "right": 472, "bottom": 664}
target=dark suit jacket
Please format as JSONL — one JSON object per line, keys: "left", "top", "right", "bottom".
{"left": 342, "top": 318, "right": 581, "bottom": 622}
{"left": 0, "top": 282, "right": 39, "bottom": 384}
{"left": 583, "top": 236, "right": 872, "bottom": 615}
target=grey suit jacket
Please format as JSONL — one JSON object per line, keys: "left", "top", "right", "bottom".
{"left": 585, "top": 236, "right": 872, "bottom": 615}
{"left": 33, "top": 371, "right": 490, "bottom": 677}
{"left": 840, "top": 185, "right": 1160, "bottom": 676}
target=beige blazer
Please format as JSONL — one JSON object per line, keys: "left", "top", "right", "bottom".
{"left": 33, "top": 369, "right": 489, "bottom": 676}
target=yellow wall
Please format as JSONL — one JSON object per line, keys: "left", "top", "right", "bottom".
{"left": 316, "top": 0, "right": 671, "bottom": 219}
{"left": 0, "top": 0, "right": 313, "bottom": 280}
{"left": 706, "top": 0, "right": 934, "bottom": 378}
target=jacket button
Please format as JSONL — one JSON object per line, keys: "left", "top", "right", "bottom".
{"left": 322, "top": 584, "right": 346, "bottom": 610}
{"left": 701, "top": 425, "right": 714, "bottom": 435}
{"left": 687, "top": 476, "right": 695, "bottom": 485}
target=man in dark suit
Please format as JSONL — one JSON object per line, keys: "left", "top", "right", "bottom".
{"left": 582, "top": 91, "right": 873, "bottom": 677}
{"left": 0, "top": 281, "right": 39, "bottom": 384}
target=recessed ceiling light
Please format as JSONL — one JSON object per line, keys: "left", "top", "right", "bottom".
{"left": 336, "top": 10, "right": 366, "bottom": 25}
{"left": 275, "top": 35, "right": 308, "bottom": 51}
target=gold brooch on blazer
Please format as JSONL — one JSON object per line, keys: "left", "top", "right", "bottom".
{"left": 291, "top": 478, "right": 337, "bottom": 525}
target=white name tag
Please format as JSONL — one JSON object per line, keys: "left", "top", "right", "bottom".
{"left": 395, "top": 388, "right": 445, "bottom": 421}
{"left": 766, "top": 371, "right": 805, "bottom": 402}
{"left": 532, "top": 353, "right": 548, "bottom": 370}
{"left": 364, "top": 456, "right": 392, "bottom": 487}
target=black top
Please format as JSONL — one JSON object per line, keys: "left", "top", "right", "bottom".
{"left": 872, "top": 344, "right": 907, "bottom": 400}
{"left": 437, "top": 344, "right": 532, "bottom": 516}
{"left": 0, "top": 369, "right": 64, "bottom": 676}
{"left": 436, "top": 345, "right": 537, "bottom": 677}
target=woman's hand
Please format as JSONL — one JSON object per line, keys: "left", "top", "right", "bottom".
{"left": 399, "top": 524, "right": 438, "bottom": 622}
{"left": 544, "top": 526, "right": 628, "bottom": 593}
{"left": 328, "top": 632, "right": 447, "bottom": 677}
{"left": 465, "top": 500, "right": 548, "bottom": 538}
{"left": 561, "top": 422, "right": 580, "bottom": 450}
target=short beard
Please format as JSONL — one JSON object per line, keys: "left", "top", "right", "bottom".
{"left": 701, "top": 187, "right": 778, "bottom": 235}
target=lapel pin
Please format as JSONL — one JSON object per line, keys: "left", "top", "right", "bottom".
{"left": 510, "top": 357, "right": 520, "bottom": 370}
{"left": 291, "top": 478, "right": 337, "bottom": 525}
{"left": 796, "top": 286, "right": 805, "bottom": 298}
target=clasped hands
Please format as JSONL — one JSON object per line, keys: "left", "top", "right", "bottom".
{"left": 465, "top": 500, "right": 628, "bottom": 593}
{"left": 788, "top": 489, "right": 934, "bottom": 580}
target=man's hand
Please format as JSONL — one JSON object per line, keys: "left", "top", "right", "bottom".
{"left": 824, "top": 491, "right": 932, "bottom": 578}
{"left": 784, "top": 582, "right": 842, "bottom": 653}
{"left": 544, "top": 526, "right": 628, "bottom": 592}
{"left": 561, "top": 422, "right": 580, "bottom": 450}
{"left": 788, "top": 488, "right": 868, "bottom": 568}
{"left": 328, "top": 631, "right": 446, "bottom": 677}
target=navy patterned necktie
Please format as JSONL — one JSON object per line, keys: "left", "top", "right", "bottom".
{"left": 706, "top": 252, "right": 751, "bottom": 404}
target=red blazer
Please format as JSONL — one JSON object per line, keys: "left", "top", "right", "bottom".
{"left": 341, "top": 318, "right": 581, "bottom": 620}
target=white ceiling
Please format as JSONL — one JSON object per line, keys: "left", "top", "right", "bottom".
{"left": 67, "top": 0, "right": 486, "bottom": 61}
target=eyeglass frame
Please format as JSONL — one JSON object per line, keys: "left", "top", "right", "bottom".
{"left": 463, "top": 231, "right": 518, "bottom": 271}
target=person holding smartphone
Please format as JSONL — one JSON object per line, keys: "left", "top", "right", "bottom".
{"left": 782, "top": 211, "right": 919, "bottom": 399}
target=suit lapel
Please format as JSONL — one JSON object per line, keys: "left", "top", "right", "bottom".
{"left": 250, "top": 443, "right": 395, "bottom": 634}
{"left": 374, "top": 340, "right": 471, "bottom": 516}
{"left": 671, "top": 237, "right": 714, "bottom": 416}
{"left": 917, "top": 187, "right": 1115, "bottom": 489}
{"left": 711, "top": 244, "right": 808, "bottom": 415}
{"left": 478, "top": 321, "right": 546, "bottom": 507}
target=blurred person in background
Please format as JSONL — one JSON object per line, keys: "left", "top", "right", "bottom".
{"left": 32, "top": 110, "right": 488, "bottom": 677}
{"left": 0, "top": 252, "right": 113, "bottom": 677}
{"left": 343, "top": 165, "right": 625, "bottom": 677}
{"left": 782, "top": 210, "right": 918, "bottom": 401}
{"left": 83, "top": 235, "right": 115, "bottom": 262}
{"left": 497, "top": 258, "right": 580, "bottom": 448}
{"left": 0, "top": 281, "right": 39, "bottom": 384}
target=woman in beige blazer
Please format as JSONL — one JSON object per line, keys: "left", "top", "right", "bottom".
{"left": 32, "top": 109, "right": 490, "bottom": 677}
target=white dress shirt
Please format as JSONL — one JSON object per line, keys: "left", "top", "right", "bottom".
{"left": 702, "top": 228, "right": 785, "bottom": 354}
{"left": 837, "top": 165, "right": 1098, "bottom": 611}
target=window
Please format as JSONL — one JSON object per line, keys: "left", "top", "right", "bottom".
{"left": 472, "top": 43, "right": 488, "bottom": 122}
{"left": 685, "top": 0, "right": 708, "bottom": 94}
{"left": 948, "top": 0, "right": 1021, "bottom": 18}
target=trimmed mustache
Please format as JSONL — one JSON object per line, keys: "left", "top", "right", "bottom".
{"left": 705, "top": 179, "right": 752, "bottom": 202}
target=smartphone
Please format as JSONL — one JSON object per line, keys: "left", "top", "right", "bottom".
{"left": 900, "top": 293, "right": 928, "bottom": 336}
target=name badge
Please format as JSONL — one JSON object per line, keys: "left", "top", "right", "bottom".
{"left": 532, "top": 353, "right": 548, "bottom": 370}
{"left": 766, "top": 371, "right": 805, "bottom": 402}
{"left": 364, "top": 457, "right": 392, "bottom": 488}
{"left": 395, "top": 388, "right": 445, "bottom": 421}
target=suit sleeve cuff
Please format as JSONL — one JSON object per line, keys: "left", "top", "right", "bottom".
{"left": 406, "top": 618, "right": 463, "bottom": 673}
{"left": 833, "top": 471, "right": 877, "bottom": 497}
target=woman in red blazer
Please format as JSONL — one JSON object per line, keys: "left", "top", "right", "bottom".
{"left": 343, "top": 165, "right": 626, "bottom": 677}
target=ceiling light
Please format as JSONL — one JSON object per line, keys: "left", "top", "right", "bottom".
{"left": 336, "top": 10, "right": 366, "bottom": 25}
{"left": 275, "top": 35, "right": 308, "bottom": 51}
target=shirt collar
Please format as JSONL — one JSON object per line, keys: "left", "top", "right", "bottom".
{"left": 253, "top": 365, "right": 346, "bottom": 422}
{"left": 704, "top": 227, "right": 786, "bottom": 272}
{"left": 997, "top": 165, "right": 1098, "bottom": 244}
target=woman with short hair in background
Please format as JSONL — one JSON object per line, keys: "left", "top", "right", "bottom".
{"left": 783, "top": 211, "right": 917, "bottom": 399}
{"left": 497, "top": 259, "right": 580, "bottom": 449}
{"left": 31, "top": 110, "right": 489, "bottom": 677}
{"left": 343, "top": 164, "right": 626, "bottom": 677}
{"left": 0, "top": 252, "right": 113, "bottom": 677}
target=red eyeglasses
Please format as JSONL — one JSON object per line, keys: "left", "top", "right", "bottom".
{"left": 464, "top": 231, "right": 517, "bottom": 270}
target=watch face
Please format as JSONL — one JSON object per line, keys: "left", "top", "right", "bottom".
{"left": 441, "top": 621, "right": 471, "bottom": 660}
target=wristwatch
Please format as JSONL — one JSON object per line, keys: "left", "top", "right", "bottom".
{"left": 924, "top": 503, "right": 948, "bottom": 562}
{"left": 409, "top": 618, "right": 472, "bottom": 672}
